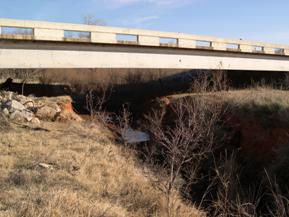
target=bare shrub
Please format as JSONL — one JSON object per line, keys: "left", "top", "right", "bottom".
{"left": 191, "top": 72, "right": 211, "bottom": 93}
{"left": 0, "top": 113, "right": 11, "bottom": 131}
{"left": 281, "top": 73, "right": 289, "bottom": 90}
{"left": 266, "top": 144, "right": 289, "bottom": 216}
{"left": 85, "top": 84, "right": 113, "bottom": 124}
{"left": 145, "top": 96, "right": 225, "bottom": 217}
{"left": 270, "top": 144, "right": 289, "bottom": 191}
{"left": 117, "top": 104, "right": 133, "bottom": 147}
{"left": 264, "top": 171, "right": 289, "bottom": 217}
{"left": 209, "top": 152, "right": 261, "bottom": 217}
{"left": 212, "top": 69, "right": 229, "bottom": 91}
{"left": 191, "top": 70, "right": 229, "bottom": 93}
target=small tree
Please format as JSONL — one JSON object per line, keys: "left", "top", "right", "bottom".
{"left": 83, "top": 15, "right": 106, "bottom": 26}
{"left": 145, "top": 97, "right": 224, "bottom": 217}
{"left": 85, "top": 82, "right": 112, "bottom": 123}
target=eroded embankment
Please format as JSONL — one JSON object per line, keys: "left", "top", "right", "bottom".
{"left": 153, "top": 89, "right": 289, "bottom": 165}
{"left": 134, "top": 88, "right": 289, "bottom": 215}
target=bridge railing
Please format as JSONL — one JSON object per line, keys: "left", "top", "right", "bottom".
{"left": 0, "top": 18, "right": 289, "bottom": 56}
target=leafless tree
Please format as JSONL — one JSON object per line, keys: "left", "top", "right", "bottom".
{"left": 85, "top": 82, "right": 112, "bottom": 123}
{"left": 83, "top": 15, "right": 106, "bottom": 26}
{"left": 145, "top": 96, "right": 224, "bottom": 217}
{"left": 191, "top": 69, "right": 229, "bottom": 93}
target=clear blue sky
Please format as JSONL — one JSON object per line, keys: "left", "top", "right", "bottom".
{"left": 1, "top": 0, "right": 289, "bottom": 44}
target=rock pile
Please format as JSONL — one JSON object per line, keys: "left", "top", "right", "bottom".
{"left": 0, "top": 91, "right": 82, "bottom": 123}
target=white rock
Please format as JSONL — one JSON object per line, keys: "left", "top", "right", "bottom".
{"left": 2, "top": 108, "right": 9, "bottom": 116}
{"left": 10, "top": 111, "right": 24, "bottom": 121}
{"left": 23, "top": 101, "right": 35, "bottom": 109}
{"left": 4, "top": 100, "right": 26, "bottom": 112}
{"left": 14, "top": 95, "right": 28, "bottom": 103}
{"left": 7, "top": 92, "right": 13, "bottom": 100}
{"left": 49, "top": 103, "right": 61, "bottom": 113}
{"left": 30, "top": 117, "right": 40, "bottom": 124}
{"left": 36, "top": 104, "right": 60, "bottom": 120}
{"left": 10, "top": 110, "right": 34, "bottom": 122}
{"left": 38, "top": 163, "right": 53, "bottom": 170}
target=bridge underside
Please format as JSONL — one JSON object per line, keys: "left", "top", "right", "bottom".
{"left": 1, "top": 40, "right": 289, "bottom": 71}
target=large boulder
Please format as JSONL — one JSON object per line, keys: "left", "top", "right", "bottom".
{"left": 2, "top": 108, "right": 9, "bottom": 116}
{"left": 35, "top": 104, "right": 61, "bottom": 121}
{"left": 14, "top": 95, "right": 35, "bottom": 109}
{"left": 13, "top": 94, "right": 29, "bottom": 104}
{"left": 10, "top": 110, "right": 34, "bottom": 122}
{"left": 3, "top": 100, "right": 26, "bottom": 112}
{"left": 55, "top": 111, "right": 83, "bottom": 122}
{"left": 30, "top": 117, "right": 41, "bottom": 124}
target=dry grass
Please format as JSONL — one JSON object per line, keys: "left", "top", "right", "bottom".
{"left": 0, "top": 121, "right": 203, "bottom": 217}
{"left": 169, "top": 87, "right": 289, "bottom": 105}
{"left": 168, "top": 87, "right": 289, "bottom": 126}
{"left": 0, "top": 113, "right": 11, "bottom": 131}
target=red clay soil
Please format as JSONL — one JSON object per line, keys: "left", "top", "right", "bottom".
{"left": 162, "top": 94, "right": 289, "bottom": 164}
{"left": 59, "top": 101, "right": 74, "bottom": 113}
{"left": 55, "top": 97, "right": 82, "bottom": 122}
{"left": 227, "top": 115, "right": 289, "bottom": 164}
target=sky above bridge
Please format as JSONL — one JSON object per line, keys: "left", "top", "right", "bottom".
{"left": 1, "top": 0, "right": 289, "bottom": 44}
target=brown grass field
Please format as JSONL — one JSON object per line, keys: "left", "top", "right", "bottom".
{"left": 0, "top": 121, "right": 203, "bottom": 217}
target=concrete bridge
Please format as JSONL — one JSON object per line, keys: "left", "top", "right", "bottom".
{"left": 1, "top": 18, "right": 289, "bottom": 71}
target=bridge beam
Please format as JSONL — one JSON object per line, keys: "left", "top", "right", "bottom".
{"left": 1, "top": 40, "right": 289, "bottom": 71}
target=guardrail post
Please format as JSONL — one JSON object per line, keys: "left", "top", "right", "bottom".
{"left": 91, "top": 32, "right": 116, "bottom": 44}
{"left": 240, "top": 44, "right": 252, "bottom": 53}
{"left": 284, "top": 49, "right": 289, "bottom": 56}
{"left": 212, "top": 42, "right": 226, "bottom": 51}
{"left": 178, "top": 39, "right": 196, "bottom": 49}
{"left": 34, "top": 28, "right": 64, "bottom": 41}
{"left": 264, "top": 47, "right": 275, "bottom": 55}
{"left": 138, "top": 35, "right": 159, "bottom": 46}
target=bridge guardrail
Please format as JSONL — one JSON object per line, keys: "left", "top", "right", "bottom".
{"left": 0, "top": 18, "right": 289, "bottom": 56}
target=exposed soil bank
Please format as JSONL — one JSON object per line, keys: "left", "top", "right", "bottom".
{"left": 228, "top": 115, "right": 289, "bottom": 164}
{"left": 143, "top": 90, "right": 289, "bottom": 166}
